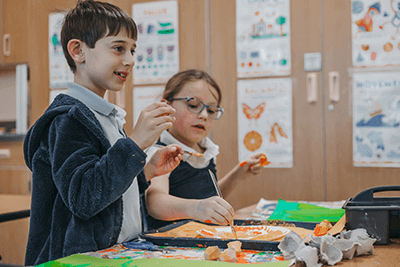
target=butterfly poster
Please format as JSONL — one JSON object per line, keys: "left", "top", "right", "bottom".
{"left": 132, "top": 1, "right": 179, "bottom": 84}
{"left": 237, "top": 78, "right": 293, "bottom": 168}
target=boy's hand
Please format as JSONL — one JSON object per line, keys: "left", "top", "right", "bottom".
{"left": 144, "top": 145, "right": 184, "bottom": 180}
{"left": 130, "top": 102, "right": 176, "bottom": 150}
{"left": 192, "top": 196, "right": 234, "bottom": 225}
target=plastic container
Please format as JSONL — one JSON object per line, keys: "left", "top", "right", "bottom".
{"left": 342, "top": 186, "right": 400, "bottom": 244}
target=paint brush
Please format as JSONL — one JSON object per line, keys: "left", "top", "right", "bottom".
{"left": 152, "top": 144, "right": 204, "bottom": 157}
{"left": 207, "top": 169, "right": 238, "bottom": 240}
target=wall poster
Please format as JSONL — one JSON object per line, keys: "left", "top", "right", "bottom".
{"left": 237, "top": 78, "right": 293, "bottom": 168}
{"left": 236, "top": 0, "right": 291, "bottom": 78}
{"left": 353, "top": 71, "right": 400, "bottom": 167}
{"left": 49, "top": 13, "right": 74, "bottom": 88}
{"left": 133, "top": 86, "right": 164, "bottom": 126}
{"left": 132, "top": 1, "right": 179, "bottom": 85}
{"left": 351, "top": 0, "right": 400, "bottom": 68}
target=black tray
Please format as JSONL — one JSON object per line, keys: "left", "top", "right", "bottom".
{"left": 140, "top": 219, "right": 319, "bottom": 251}
{"left": 343, "top": 186, "right": 400, "bottom": 244}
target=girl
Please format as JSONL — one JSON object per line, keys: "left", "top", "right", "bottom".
{"left": 144, "top": 69, "right": 264, "bottom": 230}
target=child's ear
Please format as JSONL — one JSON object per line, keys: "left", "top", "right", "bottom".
{"left": 67, "top": 39, "right": 85, "bottom": 63}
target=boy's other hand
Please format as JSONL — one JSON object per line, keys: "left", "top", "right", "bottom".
{"left": 130, "top": 102, "right": 176, "bottom": 150}
{"left": 192, "top": 196, "right": 234, "bottom": 225}
{"left": 144, "top": 144, "right": 183, "bottom": 180}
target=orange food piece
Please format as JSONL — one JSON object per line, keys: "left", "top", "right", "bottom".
{"left": 259, "top": 153, "right": 270, "bottom": 166}
{"left": 204, "top": 246, "right": 221, "bottom": 261}
{"left": 239, "top": 161, "right": 247, "bottom": 167}
{"left": 314, "top": 225, "right": 329, "bottom": 236}
{"left": 219, "top": 247, "right": 237, "bottom": 262}
{"left": 227, "top": 241, "right": 242, "bottom": 255}
{"left": 189, "top": 151, "right": 204, "bottom": 157}
{"left": 275, "top": 256, "right": 285, "bottom": 261}
{"left": 314, "top": 219, "right": 333, "bottom": 236}
{"left": 199, "top": 229, "right": 214, "bottom": 237}
{"left": 156, "top": 113, "right": 169, "bottom": 117}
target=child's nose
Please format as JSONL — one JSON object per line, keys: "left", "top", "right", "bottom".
{"left": 198, "top": 107, "right": 209, "bottom": 119}
{"left": 123, "top": 53, "right": 135, "bottom": 67}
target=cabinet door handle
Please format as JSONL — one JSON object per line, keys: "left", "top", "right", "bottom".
{"left": 0, "top": 149, "right": 11, "bottom": 159}
{"left": 3, "top": 33, "right": 11, "bottom": 57}
{"left": 307, "top": 73, "right": 317, "bottom": 103}
{"left": 329, "top": 71, "right": 340, "bottom": 102}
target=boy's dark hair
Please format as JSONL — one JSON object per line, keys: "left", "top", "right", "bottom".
{"left": 163, "top": 70, "right": 222, "bottom": 105}
{"left": 61, "top": 0, "right": 138, "bottom": 73}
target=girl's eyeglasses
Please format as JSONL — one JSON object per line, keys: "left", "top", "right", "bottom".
{"left": 169, "top": 97, "right": 224, "bottom": 120}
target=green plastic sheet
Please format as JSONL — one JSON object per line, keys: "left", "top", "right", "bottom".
{"left": 38, "top": 254, "right": 291, "bottom": 266}
{"left": 267, "top": 199, "right": 345, "bottom": 222}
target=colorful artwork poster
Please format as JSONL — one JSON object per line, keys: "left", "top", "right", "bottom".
{"left": 236, "top": 0, "right": 291, "bottom": 78}
{"left": 353, "top": 72, "right": 400, "bottom": 167}
{"left": 132, "top": 1, "right": 179, "bottom": 85}
{"left": 237, "top": 78, "right": 293, "bottom": 168}
{"left": 133, "top": 86, "right": 164, "bottom": 125}
{"left": 48, "top": 13, "right": 74, "bottom": 88}
{"left": 351, "top": 0, "right": 400, "bottom": 68}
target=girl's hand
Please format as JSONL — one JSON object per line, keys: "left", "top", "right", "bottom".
{"left": 144, "top": 145, "right": 184, "bottom": 180}
{"left": 238, "top": 153, "right": 266, "bottom": 176}
{"left": 191, "top": 196, "right": 234, "bottom": 225}
{"left": 130, "top": 102, "right": 176, "bottom": 150}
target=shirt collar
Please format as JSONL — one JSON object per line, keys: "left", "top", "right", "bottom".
{"left": 159, "top": 130, "right": 219, "bottom": 163}
{"left": 66, "top": 82, "right": 115, "bottom": 116}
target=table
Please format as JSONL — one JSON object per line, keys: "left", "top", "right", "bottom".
{"left": 0, "top": 194, "right": 31, "bottom": 265}
{"left": 0, "top": 194, "right": 31, "bottom": 223}
{"left": 45, "top": 201, "right": 400, "bottom": 266}
{"left": 235, "top": 204, "right": 400, "bottom": 266}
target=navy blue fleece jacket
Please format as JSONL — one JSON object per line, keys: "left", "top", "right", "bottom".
{"left": 23, "top": 94, "right": 149, "bottom": 265}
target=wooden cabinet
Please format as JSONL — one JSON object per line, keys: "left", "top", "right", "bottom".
{"left": 322, "top": 0, "right": 399, "bottom": 200}
{"left": 210, "top": 0, "right": 325, "bottom": 209}
{"left": 1, "top": 0, "right": 29, "bottom": 64}
{"left": 0, "top": 143, "right": 31, "bottom": 266}
{"left": 208, "top": 0, "right": 400, "bottom": 210}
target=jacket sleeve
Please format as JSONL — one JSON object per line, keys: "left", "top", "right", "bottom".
{"left": 48, "top": 113, "right": 147, "bottom": 220}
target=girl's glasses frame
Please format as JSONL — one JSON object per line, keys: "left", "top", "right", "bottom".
{"left": 169, "top": 97, "right": 224, "bottom": 120}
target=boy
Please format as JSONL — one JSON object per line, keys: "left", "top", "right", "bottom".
{"left": 23, "top": 0, "right": 182, "bottom": 265}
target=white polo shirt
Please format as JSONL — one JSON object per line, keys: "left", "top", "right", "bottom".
{"left": 66, "top": 82, "right": 141, "bottom": 243}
